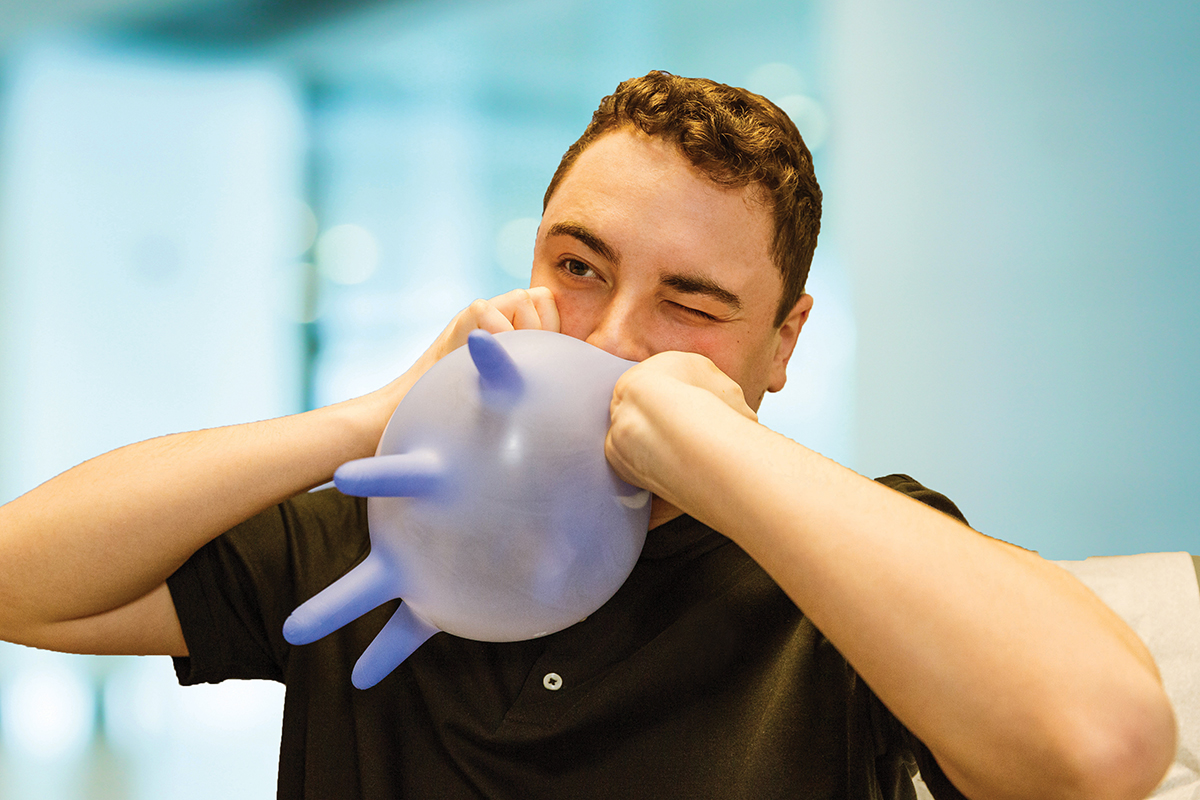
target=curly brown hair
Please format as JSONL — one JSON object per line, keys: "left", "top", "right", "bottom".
{"left": 543, "top": 70, "right": 822, "bottom": 327}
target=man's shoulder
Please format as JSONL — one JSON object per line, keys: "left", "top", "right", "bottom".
{"left": 873, "top": 474, "right": 969, "bottom": 526}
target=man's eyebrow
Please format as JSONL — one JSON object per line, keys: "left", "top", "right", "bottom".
{"left": 662, "top": 273, "right": 744, "bottom": 312}
{"left": 547, "top": 221, "right": 742, "bottom": 312}
{"left": 546, "top": 221, "right": 620, "bottom": 265}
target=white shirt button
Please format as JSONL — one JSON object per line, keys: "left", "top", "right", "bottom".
{"left": 543, "top": 672, "right": 563, "bottom": 691}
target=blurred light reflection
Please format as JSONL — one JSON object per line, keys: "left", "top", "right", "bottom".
{"left": 495, "top": 216, "right": 540, "bottom": 280}
{"left": 317, "top": 222, "right": 381, "bottom": 285}
{"left": 1, "top": 658, "right": 94, "bottom": 761}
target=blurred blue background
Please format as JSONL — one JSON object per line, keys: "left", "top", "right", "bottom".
{"left": 0, "top": 0, "right": 1195, "bottom": 796}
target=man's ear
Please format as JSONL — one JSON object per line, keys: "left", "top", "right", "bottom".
{"left": 767, "top": 293, "right": 814, "bottom": 394}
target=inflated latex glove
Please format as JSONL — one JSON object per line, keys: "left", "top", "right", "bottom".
{"left": 283, "top": 329, "right": 651, "bottom": 689}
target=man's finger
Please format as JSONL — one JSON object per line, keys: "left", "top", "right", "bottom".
{"left": 467, "top": 299, "right": 517, "bottom": 334}
{"left": 526, "top": 286, "right": 561, "bottom": 333}
{"left": 507, "top": 290, "right": 543, "bottom": 330}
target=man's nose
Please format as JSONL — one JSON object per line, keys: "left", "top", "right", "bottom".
{"left": 584, "top": 301, "right": 651, "bottom": 362}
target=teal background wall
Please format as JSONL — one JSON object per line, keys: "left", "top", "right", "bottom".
{"left": 828, "top": 1, "right": 1200, "bottom": 558}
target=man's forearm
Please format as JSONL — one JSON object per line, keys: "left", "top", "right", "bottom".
{"left": 688, "top": 416, "right": 1172, "bottom": 799}
{"left": 0, "top": 389, "right": 394, "bottom": 643}
{"left": 607, "top": 357, "right": 1177, "bottom": 800}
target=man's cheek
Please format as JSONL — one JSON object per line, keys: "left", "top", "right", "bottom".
{"left": 551, "top": 297, "right": 594, "bottom": 342}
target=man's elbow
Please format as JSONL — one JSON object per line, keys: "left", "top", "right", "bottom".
{"left": 1057, "top": 687, "right": 1177, "bottom": 800}
{"left": 954, "top": 685, "right": 1179, "bottom": 800}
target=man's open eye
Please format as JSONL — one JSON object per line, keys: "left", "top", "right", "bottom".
{"left": 562, "top": 259, "right": 594, "bottom": 277}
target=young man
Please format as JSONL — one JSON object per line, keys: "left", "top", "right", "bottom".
{"left": 0, "top": 72, "right": 1177, "bottom": 799}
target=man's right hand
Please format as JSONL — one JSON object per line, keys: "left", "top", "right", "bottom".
{"left": 354, "top": 288, "right": 561, "bottom": 444}
{"left": 412, "top": 287, "right": 560, "bottom": 386}
{"left": 431, "top": 287, "right": 562, "bottom": 355}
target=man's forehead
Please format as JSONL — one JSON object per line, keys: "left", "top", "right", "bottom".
{"left": 555, "top": 127, "right": 773, "bottom": 206}
{"left": 560, "top": 129, "right": 709, "bottom": 191}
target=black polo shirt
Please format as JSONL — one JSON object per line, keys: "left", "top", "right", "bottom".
{"left": 168, "top": 477, "right": 967, "bottom": 799}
